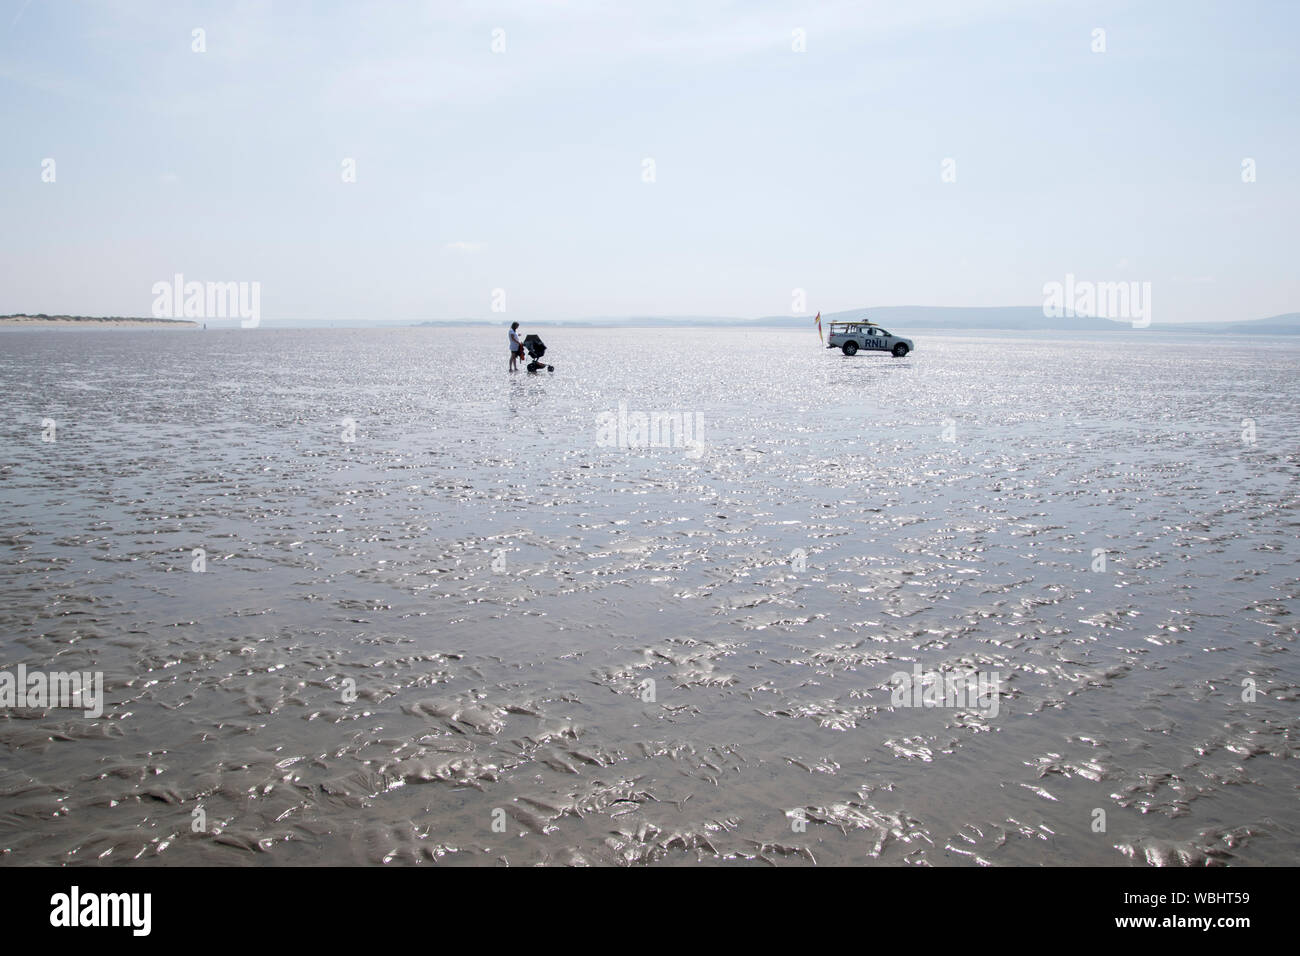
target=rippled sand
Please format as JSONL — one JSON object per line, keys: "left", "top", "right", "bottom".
{"left": 0, "top": 327, "right": 1295, "bottom": 866}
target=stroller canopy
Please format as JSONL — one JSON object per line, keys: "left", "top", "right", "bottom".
{"left": 522, "top": 334, "right": 546, "bottom": 359}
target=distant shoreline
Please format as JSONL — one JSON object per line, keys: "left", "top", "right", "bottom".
{"left": 0, "top": 314, "right": 198, "bottom": 328}
{"left": 3, "top": 307, "right": 1296, "bottom": 334}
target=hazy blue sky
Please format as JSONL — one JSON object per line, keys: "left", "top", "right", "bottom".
{"left": 2, "top": 0, "right": 1296, "bottom": 323}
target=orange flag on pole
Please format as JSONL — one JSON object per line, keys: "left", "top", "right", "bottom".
{"left": 814, "top": 311, "right": 822, "bottom": 343}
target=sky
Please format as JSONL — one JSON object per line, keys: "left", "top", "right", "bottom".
{"left": 1, "top": 0, "right": 1297, "bottom": 324}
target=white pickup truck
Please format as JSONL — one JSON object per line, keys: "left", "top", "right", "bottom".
{"left": 827, "top": 321, "right": 914, "bottom": 357}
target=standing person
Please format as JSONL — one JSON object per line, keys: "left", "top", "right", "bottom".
{"left": 508, "top": 322, "right": 522, "bottom": 371}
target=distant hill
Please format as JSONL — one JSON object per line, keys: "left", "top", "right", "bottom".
{"left": 820, "top": 305, "right": 1127, "bottom": 331}
{"left": 416, "top": 315, "right": 750, "bottom": 328}
{"left": 1205, "top": 312, "right": 1300, "bottom": 334}
{"left": 430, "top": 307, "right": 1299, "bottom": 333}
{"left": 7, "top": 308, "right": 1294, "bottom": 333}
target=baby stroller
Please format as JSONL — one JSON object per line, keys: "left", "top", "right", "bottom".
{"left": 522, "top": 334, "right": 554, "bottom": 372}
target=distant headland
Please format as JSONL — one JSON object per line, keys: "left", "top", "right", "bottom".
{"left": 0, "top": 314, "right": 198, "bottom": 328}
{"left": 415, "top": 306, "right": 1300, "bottom": 334}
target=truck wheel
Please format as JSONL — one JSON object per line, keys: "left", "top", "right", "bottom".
{"left": 842, "top": 341, "right": 858, "bottom": 356}
{"left": 892, "top": 343, "right": 909, "bottom": 357}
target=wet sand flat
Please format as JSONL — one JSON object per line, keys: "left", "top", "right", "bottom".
{"left": 0, "top": 326, "right": 1295, "bottom": 866}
